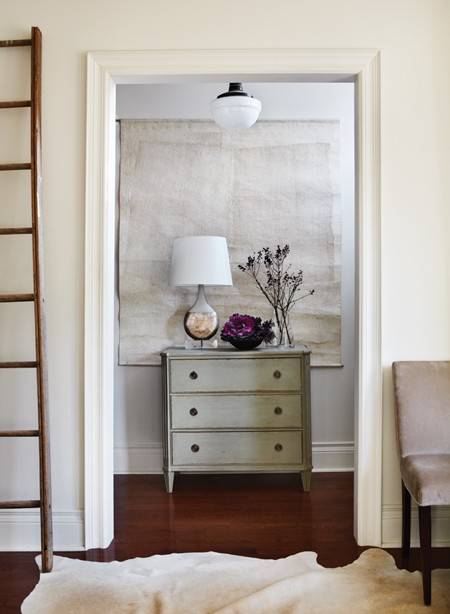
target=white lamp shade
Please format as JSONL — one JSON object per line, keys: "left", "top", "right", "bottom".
{"left": 210, "top": 96, "right": 262, "bottom": 129}
{"left": 170, "top": 236, "right": 233, "bottom": 287}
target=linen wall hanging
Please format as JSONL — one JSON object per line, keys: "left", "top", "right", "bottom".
{"left": 119, "top": 120, "right": 341, "bottom": 366}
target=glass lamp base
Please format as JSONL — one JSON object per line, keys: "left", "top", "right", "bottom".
{"left": 183, "top": 284, "right": 219, "bottom": 342}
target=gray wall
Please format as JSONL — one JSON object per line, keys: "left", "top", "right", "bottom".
{"left": 114, "top": 82, "right": 355, "bottom": 473}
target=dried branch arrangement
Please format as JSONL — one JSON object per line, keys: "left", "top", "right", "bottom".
{"left": 238, "top": 245, "right": 315, "bottom": 346}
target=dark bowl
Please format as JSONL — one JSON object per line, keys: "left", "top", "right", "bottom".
{"left": 228, "top": 336, "right": 264, "bottom": 351}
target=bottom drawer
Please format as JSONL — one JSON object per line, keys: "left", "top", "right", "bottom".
{"left": 171, "top": 431, "right": 303, "bottom": 466}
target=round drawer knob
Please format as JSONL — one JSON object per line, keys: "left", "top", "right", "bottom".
{"left": 273, "top": 370, "right": 282, "bottom": 379}
{"left": 274, "top": 443, "right": 283, "bottom": 452}
{"left": 191, "top": 444, "right": 200, "bottom": 453}
{"left": 274, "top": 406, "right": 283, "bottom": 415}
{"left": 189, "top": 407, "right": 198, "bottom": 416}
{"left": 189, "top": 371, "right": 198, "bottom": 380}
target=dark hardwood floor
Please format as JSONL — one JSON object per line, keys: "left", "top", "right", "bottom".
{"left": 1, "top": 473, "right": 449, "bottom": 612}
{"left": 113, "top": 472, "right": 358, "bottom": 564}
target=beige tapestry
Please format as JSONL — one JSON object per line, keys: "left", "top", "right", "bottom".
{"left": 119, "top": 120, "right": 341, "bottom": 366}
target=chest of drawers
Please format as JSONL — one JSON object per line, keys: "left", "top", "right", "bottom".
{"left": 161, "top": 347, "right": 312, "bottom": 493}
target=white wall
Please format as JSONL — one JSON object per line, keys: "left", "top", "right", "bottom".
{"left": 1, "top": 0, "right": 449, "bottom": 550}
{"left": 114, "top": 82, "right": 355, "bottom": 474}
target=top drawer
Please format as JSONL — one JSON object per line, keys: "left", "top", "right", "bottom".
{"left": 170, "top": 357, "right": 302, "bottom": 393}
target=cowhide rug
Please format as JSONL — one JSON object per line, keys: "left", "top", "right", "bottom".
{"left": 22, "top": 548, "right": 450, "bottom": 613}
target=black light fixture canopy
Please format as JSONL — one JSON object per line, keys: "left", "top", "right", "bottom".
{"left": 217, "top": 83, "right": 252, "bottom": 98}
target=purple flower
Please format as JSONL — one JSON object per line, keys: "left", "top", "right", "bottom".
{"left": 221, "top": 313, "right": 274, "bottom": 347}
{"left": 222, "top": 313, "right": 256, "bottom": 338}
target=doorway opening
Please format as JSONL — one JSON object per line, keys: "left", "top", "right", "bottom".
{"left": 84, "top": 49, "right": 381, "bottom": 551}
{"left": 113, "top": 78, "right": 355, "bottom": 477}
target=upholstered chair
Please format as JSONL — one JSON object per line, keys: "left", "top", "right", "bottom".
{"left": 392, "top": 361, "right": 450, "bottom": 606}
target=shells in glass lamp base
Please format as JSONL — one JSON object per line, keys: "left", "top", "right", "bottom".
{"left": 184, "top": 311, "right": 219, "bottom": 341}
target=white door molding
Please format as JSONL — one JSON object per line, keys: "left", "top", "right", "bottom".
{"left": 85, "top": 48, "right": 381, "bottom": 549}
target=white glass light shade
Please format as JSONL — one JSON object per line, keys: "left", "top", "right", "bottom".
{"left": 210, "top": 96, "right": 262, "bottom": 129}
{"left": 170, "top": 236, "right": 233, "bottom": 287}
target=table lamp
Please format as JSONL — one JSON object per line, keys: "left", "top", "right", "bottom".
{"left": 170, "top": 236, "right": 233, "bottom": 345}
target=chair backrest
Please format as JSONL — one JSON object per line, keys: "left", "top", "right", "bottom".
{"left": 393, "top": 361, "right": 450, "bottom": 457}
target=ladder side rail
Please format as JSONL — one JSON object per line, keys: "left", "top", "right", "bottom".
{"left": 30, "top": 26, "right": 53, "bottom": 573}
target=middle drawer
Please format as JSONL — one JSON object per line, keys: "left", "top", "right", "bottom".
{"left": 171, "top": 394, "right": 302, "bottom": 429}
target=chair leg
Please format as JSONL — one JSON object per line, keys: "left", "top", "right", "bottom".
{"left": 401, "top": 481, "right": 411, "bottom": 560}
{"left": 418, "top": 505, "right": 432, "bottom": 606}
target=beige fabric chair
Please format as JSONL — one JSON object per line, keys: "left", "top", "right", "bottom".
{"left": 393, "top": 361, "right": 450, "bottom": 606}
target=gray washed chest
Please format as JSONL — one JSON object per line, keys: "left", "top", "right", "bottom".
{"left": 161, "top": 347, "right": 312, "bottom": 493}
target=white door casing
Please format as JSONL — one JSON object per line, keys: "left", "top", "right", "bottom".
{"left": 84, "top": 48, "right": 381, "bottom": 549}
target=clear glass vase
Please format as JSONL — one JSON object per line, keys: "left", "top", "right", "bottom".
{"left": 267, "top": 309, "right": 280, "bottom": 346}
{"left": 267, "top": 309, "right": 294, "bottom": 348}
{"left": 280, "top": 311, "right": 295, "bottom": 348}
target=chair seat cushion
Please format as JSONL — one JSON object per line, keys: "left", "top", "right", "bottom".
{"left": 402, "top": 454, "right": 450, "bottom": 506}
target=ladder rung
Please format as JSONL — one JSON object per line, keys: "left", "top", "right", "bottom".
{"left": 0, "top": 361, "right": 37, "bottom": 368}
{"left": 0, "top": 39, "right": 32, "bottom": 48}
{"left": 0, "top": 227, "right": 33, "bottom": 235}
{"left": 0, "top": 293, "right": 34, "bottom": 303}
{"left": 0, "top": 163, "right": 31, "bottom": 171}
{"left": 0, "top": 500, "right": 40, "bottom": 509}
{"left": 0, "top": 100, "right": 31, "bottom": 109}
{"left": 0, "top": 429, "right": 39, "bottom": 437}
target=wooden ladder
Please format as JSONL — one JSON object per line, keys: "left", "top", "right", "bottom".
{"left": 0, "top": 27, "right": 52, "bottom": 572}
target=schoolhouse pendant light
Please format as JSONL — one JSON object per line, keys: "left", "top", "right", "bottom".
{"left": 210, "top": 83, "right": 262, "bottom": 129}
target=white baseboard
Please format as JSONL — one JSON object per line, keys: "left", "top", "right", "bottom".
{"left": 114, "top": 441, "right": 354, "bottom": 474}
{"left": 311, "top": 441, "right": 354, "bottom": 472}
{"left": 382, "top": 504, "right": 450, "bottom": 548}
{"left": 114, "top": 443, "right": 164, "bottom": 474}
{"left": 0, "top": 509, "right": 84, "bottom": 551}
